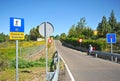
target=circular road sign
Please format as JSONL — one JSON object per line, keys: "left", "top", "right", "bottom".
{"left": 78, "top": 39, "right": 82, "bottom": 43}
{"left": 48, "top": 38, "right": 52, "bottom": 44}
{"left": 39, "top": 22, "right": 54, "bottom": 37}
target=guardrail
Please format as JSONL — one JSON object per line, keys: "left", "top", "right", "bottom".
{"left": 91, "top": 51, "right": 120, "bottom": 63}
{"left": 47, "top": 51, "right": 60, "bottom": 81}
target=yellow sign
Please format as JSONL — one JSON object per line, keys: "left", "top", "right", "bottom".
{"left": 10, "top": 32, "right": 24, "bottom": 40}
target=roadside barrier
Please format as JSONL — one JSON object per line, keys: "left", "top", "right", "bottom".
{"left": 91, "top": 51, "right": 120, "bottom": 63}
{"left": 47, "top": 51, "right": 60, "bottom": 81}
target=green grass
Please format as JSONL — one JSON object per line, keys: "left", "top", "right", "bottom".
{"left": 0, "top": 40, "right": 55, "bottom": 81}
{"left": 0, "top": 69, "right": 15, "bottom": 81}
{"left": 10, "top": 58, "right": 46, "bottom": 68}
{"left": 0, "top": 41, "right": 45, "bottom": 59}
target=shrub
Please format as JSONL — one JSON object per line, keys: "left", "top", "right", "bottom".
{"left": 0, "top": 51, "right": 9, "bottom": 71}
{"left": 10, "top": 58, "right": 46, "bottom": 68}
{"left": 64, "top": 38, "right": 106, "bottom": 51}
{"left": 10, "top": 59, "right": 30, "bottom": 68}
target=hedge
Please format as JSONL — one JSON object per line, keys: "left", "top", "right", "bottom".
{"left": 63, "top": 38, "right": 107, "bottom": 51}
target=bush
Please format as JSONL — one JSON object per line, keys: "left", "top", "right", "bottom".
{"left": 10, "top": 58, "right": 46, "bottom": 69}
{"left": 11, "top": 59, "right": 29, "bottom": 68}
{"left": 0, "top": 51, "right": 9, "bottom": 71}
{"left": 63, "top": 38, "right": 106, "bottom": 51}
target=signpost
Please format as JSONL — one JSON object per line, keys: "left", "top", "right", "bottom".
{"left": 10, "top": 17, "right": 24, "bottom": 40}
{"left": 10, "top": 17, "right": 24, "bottom": 81}
{"left": 78, "top": 38, "right": 82, "bottom": 43}
{"left": 106, "top": 33, "right": 116, "bottom": 53}
{"left": 39, "top": 22, "right": 54, "bottom": 80}
{"left": 48, "top": 38, "right": 52, "bottom": 44}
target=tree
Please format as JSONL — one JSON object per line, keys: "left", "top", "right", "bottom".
{"left": 36, "top": 26, "right": 42, "bottom": 38}
{"left": 29, "top": 26, "right": 43, "bottom": 41}
{"left": 60, "top": 33, "right": 66, "bottom": 40}
{"left": 109, "top": 10, "right": 117, "bottom": 33}
{"left": 82, "top": 27, "right": 93, "bottom": 39}
{"left": 29, "top": 27, "right": 37, "bottom": 41}
{"left": 5, "top": 35, "right": 9, "bottom": 42}
{"left": 25, "top": 34, "right": 30, "bottom": 41}
{"left": 54, "top": 35, "right": 60, "bottom": 40}
{"left": 76, "top": 17, "right": 86, "bottom": 38}
{"left": 68, "top": 24, "right": 77, "bottom": 38}
{"left": 97, "top": 16, "right": 111, "bottom": 37}
{"left": 67, "top": 17, "right": 94, "bottom": 39}
{"left": 116, "top": 22, "right": 120, "bottom": 35}
{"left": 77, "top": 17, "right": 86, "bottom": 29}
{"left": 0, "top": 33, "right": 6, "bottom": 42}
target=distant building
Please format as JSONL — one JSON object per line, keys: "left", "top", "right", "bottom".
{"left": 93, "top": 30, "right": 98, "bottom": 35}
{"left": 37, "top": 38, "right": 44, "bottom": 41}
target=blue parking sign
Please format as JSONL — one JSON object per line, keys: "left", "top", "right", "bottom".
{"left": 106, "top": 33, "right": 116, "bottom": 43}
{"left": 10, "top": 17, "right": 24, "bottom": 32}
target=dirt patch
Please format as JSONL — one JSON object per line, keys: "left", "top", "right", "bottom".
{"left": 58, "top": 68, "right": 71, "bottom": 81}
{"left": 19, "top": 67, "right": 46, "bottom": 81}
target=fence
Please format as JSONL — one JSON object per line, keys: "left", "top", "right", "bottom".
{"left": 19, "top": 45, "right": 45, "bottom": 59}
{"left": 91, "top": 51, "right": 120, "bottom": 63}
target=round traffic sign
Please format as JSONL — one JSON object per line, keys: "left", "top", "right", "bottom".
{"left": 48, "top": 38, "right": 52, "bottom": 44}
{"left": 39, "top": 22, "right": 54, "bottom": 37}
{"left": 78, "top": 39, "right": 82, "bottom": 43}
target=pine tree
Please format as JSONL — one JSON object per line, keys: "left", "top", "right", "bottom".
{"left": 116, "top": 22, "right": 120, "bottom": 34}
{"left": 97, "top": 16, "right": 111, "bottom": 37}
{"left": 109, "top": 10, "right": 117, "bottom": 33}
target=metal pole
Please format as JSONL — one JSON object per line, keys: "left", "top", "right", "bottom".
{"left": 44, "top": 22, "right": 48, "bottom": 80}
{"left": 110, "top": 38, "right": 112, "bottom": 53}
{"left": 16, "top": 40, "right": 19, "bottom": 81}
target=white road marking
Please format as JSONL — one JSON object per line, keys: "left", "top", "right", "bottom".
{"left": 59, "top": 53, "right": 75, "bottom": 81}
{"left": 54, "top": 40, "right": 75, "bottom": 81}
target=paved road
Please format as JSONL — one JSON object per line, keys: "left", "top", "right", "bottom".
{"left": 55, "top": 40, "right": 120, "bottom": 81}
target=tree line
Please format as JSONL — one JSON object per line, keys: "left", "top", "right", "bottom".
{"left": 26, "top": 26, "right": 43, "bottom": 41}
{"left": 0, "top": 10, "right": 120, "bottom": 42}
{"left": 58, "top": 10, "right": 120, "bottom": 40}
{"left": 97, "top": 10, "right": 120, "bottom": 38}
{"left": 0, "top": 33, "right": 9, "bottom": 42}
{"left": 0, "top": 26, "right": 43, "bottom": 42}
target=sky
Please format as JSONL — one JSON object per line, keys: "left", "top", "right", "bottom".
{"left": 0, "top": 0, "right": 120, "bottom": 36}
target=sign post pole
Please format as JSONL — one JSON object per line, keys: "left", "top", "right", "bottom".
{"left": 16, "top": 40, "right": 18, "bottom": 81}
{"left": 10, "top": 17, "right": 24, "bottom": 81}
{"left": 110, "top": 37, "right": 112, "bottom": 53}
{"left": 44, "top": 22, "right": 48, "bottom": 80}
{"left": 39, "top": 22, "right": 54, "bottom": 81}
{"left": 106, "top": 33, "right": 116, "bottom": 53}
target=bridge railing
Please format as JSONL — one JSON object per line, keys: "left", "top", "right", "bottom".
{"left": 47, "top": 51, "right": 60, "bottom": 81}
{"left": 91, "top": 51, "right": 120, "bottom": 63}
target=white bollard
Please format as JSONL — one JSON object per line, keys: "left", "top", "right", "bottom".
{"left": 115, "top": 57, "right": 118, "bottom": 63}
{"left": 111, "top": 56, "right": 113, "bottom": 61}
{"left": 96, "top": 53, "right": 98, "bottom": 58}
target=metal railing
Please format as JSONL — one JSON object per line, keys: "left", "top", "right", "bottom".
{"left": 91, "top": 51, "right": 120, "bottom": 63}
{"left": 47, "top": 51, "right": 60, "bottom": 81}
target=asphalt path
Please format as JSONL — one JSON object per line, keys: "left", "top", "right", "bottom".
{"left": 55, "top": 40, "right": 120, "bottom": 81}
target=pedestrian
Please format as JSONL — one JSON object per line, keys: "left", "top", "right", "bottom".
{"left": 88, "top": 44, "right": 93, "bottom": 55}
